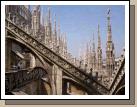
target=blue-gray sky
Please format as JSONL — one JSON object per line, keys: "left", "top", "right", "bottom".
{"left": 31, "top": 5, "right": 125, "bottom": 59}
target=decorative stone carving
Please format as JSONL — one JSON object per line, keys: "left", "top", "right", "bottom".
{"left": 5, "top": 68, "right": 48, "bottom": 93}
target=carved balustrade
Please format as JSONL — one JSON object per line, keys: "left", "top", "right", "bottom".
{"left": 5, "top": 68, "right": 48, "bottom": 92}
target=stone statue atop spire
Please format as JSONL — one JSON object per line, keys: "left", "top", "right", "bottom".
{"left": 107, "top": 8, "right": 112, "bottom": 42}
{"left": 33, "top": 5, "right": 40, "bottom": 11}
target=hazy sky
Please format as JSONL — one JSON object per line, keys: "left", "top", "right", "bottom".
{"left": 31, "top": 5, "right": 125, "bottom": 59}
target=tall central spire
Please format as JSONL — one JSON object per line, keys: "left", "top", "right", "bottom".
{"left": 106, "top": 8, "right": 115, "bottom": 79}
{"left": 107, "top": 8, "right": 112, "bottom": 42}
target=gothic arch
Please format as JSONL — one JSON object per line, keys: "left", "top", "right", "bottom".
{"left": 6, "top": 35, "right": 51, "bottom": 72}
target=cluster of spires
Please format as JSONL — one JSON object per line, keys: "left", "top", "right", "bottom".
{"left": 31, "top": 6, "right": 115, "bottom": 80}
{"left": 31, "top": 6, "right": 68, "bottom": 59}
{"left": 79, "top": 24, "right": 102, "bottom": 75}
{"left": 79, "top": 9, "right": 115, "bottom": 80}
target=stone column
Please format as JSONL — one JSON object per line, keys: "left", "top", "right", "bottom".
{"left": 29, "top": 53, "right": 36, "bottom": 68}
{"left": 52, "top": 64, "right": 62, "bottom": 95}
{"left": 51, "top": 65, "right": 57, "bottom": 95}
{"left": 56, "top": 67, "right": 62, "bottom": 95}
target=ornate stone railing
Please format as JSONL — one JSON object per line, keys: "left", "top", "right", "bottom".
{"left": 101, "top": 50, "right": 125, "bottom": 93}
{"left": 6, "top": 18, "right": 110, "bottom": 94}
{"left": 109, "top": 53, "right": 125, "bottom": 94}
{"left": 5, "top": 67, "right": 48, "bottom": 93}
